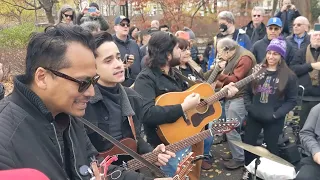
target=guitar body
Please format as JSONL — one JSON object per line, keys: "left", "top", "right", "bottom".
{"left": 156, "top": 83, "right": 222, "bottom": 144}
{"left": 99, "top": 138, "right": 137, "bottom": 162}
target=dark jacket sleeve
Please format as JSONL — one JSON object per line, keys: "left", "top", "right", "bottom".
{"left": 76, "top": 13, "right": 84, "bottom": 25}
{"left": 243, "top": 83, "right": 253, "bottom": 112}
{"left": 108, "top": 165, "right": 154, "bottom": 180}
{"left": 289, "top": 48, "right": 313, "bottom": 77}
{"left": 300, "top": 104, "right": 320, "bottom": 156}
{"left": 0, "top": 83, "right": 5, "bottom": 100}
{"left": 285, "top": 42, "right": 295, "bottom": 65}
{"left": 275, "top": 10, "right": 282, "bottom": 18}
{"left": 243, "top": 34, "right": 252, "bottom": 50}
{"left": 133, "top": 74, "right": 184, "bottom": 127}
{"left": 293, "top": 10, "right": 301, "bottom": 19}
{"left": 0, "top": 144, "right": 15, "bottom": 169}
{"left": 97, "top": 15, "right": 109, "bottom": 31}
{"left": 273, "top": 74, "right": 298, "bottom": 119}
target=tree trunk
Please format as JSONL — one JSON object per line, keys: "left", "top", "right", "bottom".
{"left": 292, "top": 0, "right": 312, "bottom": 22}
{"left": 45, "top": 8, "right": 55, "bottom": 24}
{"left": 213, "top": 0, "right": 217, "bottom": 13}
{"left": 272, "top": 0, "right": 279, "bottom": 15}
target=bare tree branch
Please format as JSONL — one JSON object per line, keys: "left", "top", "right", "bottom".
{"left": 0, "top": 0, "right": 42, "bottom": 10}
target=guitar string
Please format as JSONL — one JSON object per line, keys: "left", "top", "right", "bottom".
{"left": 126, "top": 122, "right": 238, "bottom": 169}
{"left": 127, "top": 123, "right": 237, "bottom": 170}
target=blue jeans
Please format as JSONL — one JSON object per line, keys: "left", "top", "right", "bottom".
{"left": 225, "top": 98, "right": 246, "bottom": 161}
{"left": 204, "top": 122, "right": 214, "bottom": 156}
{"left": 160, "top": 147, "right": 191, "bottom": 177}
{"left": 203, "top": 101, "right": 226, "bottom": 156}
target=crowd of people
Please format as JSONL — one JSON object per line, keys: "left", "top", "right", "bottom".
{"left": 0, "top": 0, "right": 320, "bottom": 179}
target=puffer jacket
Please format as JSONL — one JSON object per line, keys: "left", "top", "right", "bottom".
{"left": 0, "top": 75, "right": 153, "bottom": 180}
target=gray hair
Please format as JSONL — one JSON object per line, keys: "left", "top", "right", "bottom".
{"left": 218, "top": 11, "right": 235, "bottom": 24}
{"left": 217, "top": 38, "right": 238, "bottom": 51}
{"left": 252, "top": 7, "right": 265, "bottom": 16}
{"left": 80, "top": 21, "right": 101, "bottom": 33}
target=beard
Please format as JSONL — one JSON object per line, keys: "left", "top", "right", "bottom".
{"left": 168, "top": 56, "right": 181, "bottom": 67}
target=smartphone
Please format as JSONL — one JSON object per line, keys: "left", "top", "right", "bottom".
{"left": 88, "top": 7, "right": 96, "bottom": 13}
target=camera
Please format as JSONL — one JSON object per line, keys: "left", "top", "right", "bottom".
{"left": 88, "top": 7, "right": 96, "bottom": 13}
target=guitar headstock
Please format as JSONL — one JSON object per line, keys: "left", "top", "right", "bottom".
{"left": 252, "top": 64, "right": 267, "bottom": 80}
{"left": 174, "top": 152, "right": 195, "bottom": 180}
{"left": 212, "top": 118, "right": 240, "bottom": 134}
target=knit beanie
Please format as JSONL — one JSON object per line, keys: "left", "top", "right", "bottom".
{"left": 266, "top": 37, "right": 286, "bottom": 58}
{"left": 89, "top": 2, "right": 99, "bottom": 10}
{"left": 183, "top": 27, "right": 196, "bottom": 40}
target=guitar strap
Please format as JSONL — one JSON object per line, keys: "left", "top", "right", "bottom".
{"left": 127, "top": 116, "right": 137, "bottom": 140}
{"left": 173, "top": 68, "right": 197, "bottom": 87}
{"left": 77, "top": 118, "right": 166, "bottom": 177}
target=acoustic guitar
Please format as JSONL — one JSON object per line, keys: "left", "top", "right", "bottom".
{"left": 124, "top": 120, "right": 239, "bottom": 171}
{"left": 97, "top": 120, "right": 239, "bottom": 170}
{"left": 155, "top": 64, "right": 265, "bottom": 144}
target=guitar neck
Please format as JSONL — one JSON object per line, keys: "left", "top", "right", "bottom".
{"left": 204, "top": 73, "right": 255, "bottom": 105}
{"left": 126, "top": 125, "right": 225, "bottom": 171}
{"left": 207, "top": 64, "right": 221, "bottom": 84}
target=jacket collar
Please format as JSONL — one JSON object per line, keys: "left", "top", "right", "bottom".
{"left": 11, "top": 75, "right": 55, "bottom": 122}
{"left": 113, "top": 34, "right": 130, "bottom": 44}
{"left": 90, "top": 84, "right": 135, "bottom": 117}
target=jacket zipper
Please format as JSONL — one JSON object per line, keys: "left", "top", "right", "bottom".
{"left": 68, "top": 121, "right": 83, "bottom": 180}
{"left": 51, "top": 123, "right": 64, "bottom": 164}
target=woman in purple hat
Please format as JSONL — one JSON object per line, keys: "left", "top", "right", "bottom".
{"left": 242, "top": 38, "right": 299, "bottom": 179}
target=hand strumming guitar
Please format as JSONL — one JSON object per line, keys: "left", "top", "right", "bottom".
{"left": 222, "top": 82, "right": 239, "bottom": 98}
{"left": 181, "top": 93, "right": 200, "bottom": 112}
{"left": 153, "top": 144, "right": 176, "bottom": 166}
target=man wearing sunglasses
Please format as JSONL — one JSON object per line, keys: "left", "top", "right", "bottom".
{"left": 251, "top": 17, "right": 294, "bottom": 64}
{"left": 242, "top": 6, "right": 266, "bottom": 44}
{"left": 113, "top": 15, "right": 143, "bottom": 87}
{"left": 0, "top": 25, "right": 172, "bottom": 180}
{"left": 286, "top": 16, "right": 310, "bottom": 52}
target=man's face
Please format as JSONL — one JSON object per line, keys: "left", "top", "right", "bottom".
{"left": 252, "top": 10, "right": 263, "bottom": 25}
{"left": 283, "top": 0, "right": 291, "bottom": 6}
{"left": 293, "top": 18, "right": 308, "bottom": 36}
{"left": 160, "top": 27, "right": 169, "bottom": 32}
{"left": 45, "top": 43, "right": 96, "bottom": 117}
{"left": 114, "top": 20, "right": 130, "bottom": 36}
{"left": 95, "top": 42, "right": 125, "bottom": 86}
{"left": 311, "top": 32, "right": 320, "bottom": 48}
{"left": 266, "top": 25, "right": 282, "bottom": 40}
{"left": 168, "top": 44, "right": 181, "bottom": 67}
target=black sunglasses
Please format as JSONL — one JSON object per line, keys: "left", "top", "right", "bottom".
{"left": 119, "top": 22, "right": 130, "bottom": 27}
{"left": 44, "top": 68, "right": 100, "bottom": 93}
{"left": 63, "top": 14, "right": 73, "bottom": 19}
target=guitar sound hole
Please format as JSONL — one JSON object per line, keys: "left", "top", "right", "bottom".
{"left": 195, "top": 99, "right": 208, "bottom": 114}
{"left": 191, "top": 101, "right": 216, "bottom": 127}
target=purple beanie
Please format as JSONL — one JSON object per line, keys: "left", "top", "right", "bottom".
{"left": 266, "top": 38, "right": 286, "bottom": 58}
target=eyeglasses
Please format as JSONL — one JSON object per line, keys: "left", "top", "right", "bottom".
{"left": 119, "top": 23, "right": 130, "bottom": 27}
{"left": 253, "top": 15, "right": 261, "bottom": 17}
{"left": 63, "top": 14, "right": 73, "bottom": 19}
{"left": 44, "top": 68, "right": 100, "bottom": 93}
{"left": 268, "top": 26, "right": 280, "bottom": 31}
{"left": 293, "top": 23, "right": 304, "bottom": 27}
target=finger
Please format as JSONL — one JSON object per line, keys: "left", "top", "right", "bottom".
{"left": 156, "top": 159, "right": 166, "bottom": 166}
{"left": 165, "top": 150, "right": 176, "bottom": 157}
{"left": 159, "top": 153, "right": 171, "bottom": 160}
{"left": 158, "top": 155, "right": 170, "bottom": 164}
{"left": 159, "top": 144, "right": 166, "bottom": 152}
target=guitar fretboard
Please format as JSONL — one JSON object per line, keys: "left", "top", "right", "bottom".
{"left": 207, "top": 63, "right": 221, "bottom": 84}
{"left": 204, "top": 73, "right": 256, "bottom": 105}
{"left": 126, "top": 122, "right": 237, "bottom": 171}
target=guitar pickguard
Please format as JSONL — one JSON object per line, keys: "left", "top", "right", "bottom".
{"left": 190, "top": 105, "right": 215, "bottom": 127}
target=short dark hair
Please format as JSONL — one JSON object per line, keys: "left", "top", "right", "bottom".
{"left": 25, "top": 24, "right": 95, "bottom": 84}
{"left": 93, "top": 31, "right": 114, "bottom": 49}
{"left": 159, "top": 25, "right": 169, "bottom": 29}
{"left": 147, "top": 31, "right": 178, "bottom": 68}
{"left": 177, "top": 38, "right": 190, "bottom": 50}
